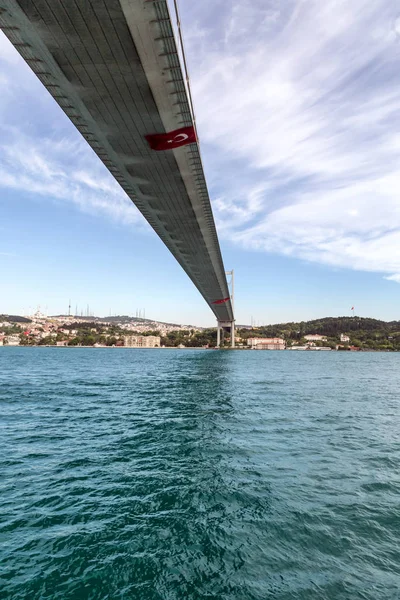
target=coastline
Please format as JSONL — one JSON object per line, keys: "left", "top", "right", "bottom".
{"left": 0, "top": 346, "right": 396, "bottom": 352}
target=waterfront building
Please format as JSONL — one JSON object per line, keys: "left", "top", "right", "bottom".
{"left": 289, "top": 345, "right": 332, "bottom": 351}
{"left": 247, "top": 337, "right": 286, "bottom": 350}
{"left": 124, "top": 335, "right": 161, "bottom": 348}
{"left": 304, "top": 334, "right": 328, "bottom": 342}
{"left": 4, "top": 335, "right": 20, "bottom": 346}
{"left": 340, "top": 334, "right": 350, "bottom": 343}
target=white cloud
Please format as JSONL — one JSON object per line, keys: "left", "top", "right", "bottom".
{"left": 182, "top": 0, "right": 400, "bottom": 281}
{"left": 0, "top": 130, "right": 142, "bottom": 225}
{"left": 0, "top": 33, "right": 143, "bottom": 227}
{"left": 2, "top": 4, "right": 400, "bottom": 284}
{"left": 385, "top": 274, "right": 400, "bottom": 283}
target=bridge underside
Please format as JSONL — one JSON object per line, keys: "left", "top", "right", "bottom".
{"left": 0, "top": 0, "right": 234, "bottom": 323}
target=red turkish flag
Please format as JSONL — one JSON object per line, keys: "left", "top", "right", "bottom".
{"left": 145, "top": 126, "right": 196, "bottom": 151}
{"left": 212, "top": 297, "right": 230, "bottom": 305}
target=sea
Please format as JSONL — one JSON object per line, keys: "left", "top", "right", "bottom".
{"left": 1, "top": 347, "right": 399, "bottom": 599}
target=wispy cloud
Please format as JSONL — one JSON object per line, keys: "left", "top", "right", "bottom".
{"left": 2, "top": 4, "right": 400, "bottom": 284}
{"left": 0, "top": 33, "right": 142, "bottom": 227}
{"left": 385, "top": 274, "right": 400, "bottom": 284}
{"left": 182, "top": 0, "right": 400, "bottom": 281}
{"left": 0, "top": 128, "right": 141, "bottom": 225}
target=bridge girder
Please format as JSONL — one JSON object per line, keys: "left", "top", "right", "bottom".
{"left": 0, "top": 0, "right": 234, "bottom": 322}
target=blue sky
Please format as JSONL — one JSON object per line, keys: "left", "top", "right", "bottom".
{"left": 1, "top": 0, "right": 400, "bottom": 326}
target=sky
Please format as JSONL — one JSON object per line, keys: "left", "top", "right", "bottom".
{"left": 1, "top": 0, "right": 400, "bottom": 326}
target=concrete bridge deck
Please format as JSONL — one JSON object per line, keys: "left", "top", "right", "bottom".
{"left": 0, "top": 0, "right": 234, "bottom": 324}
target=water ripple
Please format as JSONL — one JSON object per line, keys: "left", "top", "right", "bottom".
{"left": 1, "top": 348, "right": 400, "bottom": 599}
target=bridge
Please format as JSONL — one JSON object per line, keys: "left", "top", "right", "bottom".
{"left": 0, "top": 0, "right": 235, "bottom": 347}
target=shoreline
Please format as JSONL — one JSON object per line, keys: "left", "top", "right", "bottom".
{"left": 0, "top": 346, "right": 396, "bottom": 352}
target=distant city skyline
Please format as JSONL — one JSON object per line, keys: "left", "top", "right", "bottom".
{"left": 1, "top": 303, "right": 397, "bottom": 330}
{"left": 1, "top": 0, "right": 400, "bottom": 327}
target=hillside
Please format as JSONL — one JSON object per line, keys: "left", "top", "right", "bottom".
{"left": 0, "top": 314, "right": 32, "bottom": 323}
{"left": 240, "top": 316, "right": 400, "bottom": 350}
{"left": 2, "top": 314, "right": 400, "bottom": 349}
{"left": 50, "top": 315, "right": 191, "bottom": 328}
{"left": 248, "top": 316, "right": 398, "bottom": 336}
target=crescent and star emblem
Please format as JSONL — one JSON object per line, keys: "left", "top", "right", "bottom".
{"left": 167, "top": 133, "right": 189, "bottom": 144}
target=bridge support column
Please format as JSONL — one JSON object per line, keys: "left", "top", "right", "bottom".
{"left": 216, "top": 322, "right": 225, "bottom": 348}
{"left": 216, "top": 321, "right": 235, "bottom": 349}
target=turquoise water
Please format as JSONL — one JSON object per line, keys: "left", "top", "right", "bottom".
{"left": 1, "top": 348, "right": 400, "bottom": 599}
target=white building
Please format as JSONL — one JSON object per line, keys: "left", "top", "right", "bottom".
{"left": 5, "top": 335, "right": 20, "bottom": 346}
{"left": 340, "top": 334, "right": 350, "bottom": 343}
{"left": 124, "top": 335, "right": 161, "bottom": 348}
{"left": 304, "top": 334, "right": 327, "bottom": 342}
{"left": 247, "top": 337, "right": 286, "bottom": 350}
{"left": 289, "top": 345, "right": 332, "bottom": 351}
